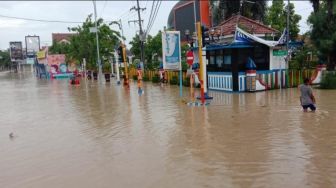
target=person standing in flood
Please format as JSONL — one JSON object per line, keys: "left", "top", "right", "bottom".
{"left": 299, "top": 78, "right": 316, "bottom": 112}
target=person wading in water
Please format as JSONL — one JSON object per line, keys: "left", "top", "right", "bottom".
{"left": 299, "top": 78, "right": 316, "bottom": 112}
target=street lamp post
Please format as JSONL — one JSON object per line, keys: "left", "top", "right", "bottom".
{"left": 92, "top": 0, "right": 103, "bottom": 83}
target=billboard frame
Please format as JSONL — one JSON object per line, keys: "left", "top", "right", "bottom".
{"left": 9, "top": 41, "right": 23, "bottom": 62}
{"left": 25, "top": 35, "right": 40, "bottom": 57}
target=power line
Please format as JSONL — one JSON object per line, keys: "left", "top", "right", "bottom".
{"left": 0, "top": 14, "right": 82, "bottom": 24}
{"left": 146, "top": 0, "right": 161, "bottom": 35}
{"left": 145, "top": 1, "right": 157, "bottom": 33}
{"left": 99, "top": 0, "right": 108, "bottom": 18}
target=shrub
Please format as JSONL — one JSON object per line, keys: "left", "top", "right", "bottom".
{"left": 170, "top": 76, "right": 178, "bottom": 85}
{"left": 152, "top": 74, "right": 160, "bottom": 83}
{"left": 183, "top": 77, "right": 190, "bottom": 87}
{"left": 320, "top": 71, "right": 336, "bottom": 89}
{"left": 143, "top": 76, "right": 150, "bottom": 81}
{"left": 132, "top": 75, "right": 138, "bottom": 80}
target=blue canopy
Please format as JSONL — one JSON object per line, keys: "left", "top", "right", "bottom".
{"left": 205, "top": 43, "right": 253, "bottom": 51}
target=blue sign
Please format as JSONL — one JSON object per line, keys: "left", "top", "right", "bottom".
{"left": 162, "top": 31, "right": 181, "bottom": 70}
{"left": 235, "top": 29, "right": 253, "bottom": 43}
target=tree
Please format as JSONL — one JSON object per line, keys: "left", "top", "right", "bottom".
{"left": 49, "top": 41, "right": 70, "bottom": 54}
{"left": 0, "top": 50, "right": 11, "bottom": 69}
{"left": 308, "top": 1, "right": 336, "bottom": 70}
{"left": 145, "top": 31, "right": 162, "bottom": 70}
{"left": 129, "top": 34, "right": 141, "bottom": 60}
{"left": 67, "top": 14, "right": 121, "bottom": 70}
{"left": 265, "top": 0, "right": 301, "bottom": 40}
{"left": 310, "top": 0, "right": 320, "bottom": 13}
{"left": 130, "top": 31, "right": 163, "bottom": 70}
{"left": 210, "top": 0, "right": 267, "bottom": 26}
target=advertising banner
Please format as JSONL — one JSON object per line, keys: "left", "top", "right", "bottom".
{"left": 9, "top": 42, "right": 23, "bottom": 61}
{"left": 162, "top": 31, "right": 181, "bottom": 70}
{"left": 47, "top": 54, "right": 65, "bottom": 66}
{"left": 25, "top": 36, "right": 40, "bottom": 55}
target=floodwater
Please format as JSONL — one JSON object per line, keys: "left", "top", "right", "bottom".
{"left": 1, "top": 71, "right": 336, "bottom": 188}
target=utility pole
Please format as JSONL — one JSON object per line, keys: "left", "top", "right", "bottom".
{"left": 130, "top": 0, "right": 146, "bottom": 68}
{"left": 282, "top": 0, "right": 290, "bottom": 90}
{"left": 93, "top": 0, "right": 103, "bottom": 83}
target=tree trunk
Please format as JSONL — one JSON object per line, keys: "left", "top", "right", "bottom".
{"left": 327, "top": 54, "right": 336, "bottom": 71}
{"left": 310, "top": 0, "right": 320, "bottom": 13}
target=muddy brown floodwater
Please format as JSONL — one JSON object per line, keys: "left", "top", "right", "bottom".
{"left": 1, "top": 72, "right": 336, "bottom": 188}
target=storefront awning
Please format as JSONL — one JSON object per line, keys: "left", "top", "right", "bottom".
{"left": 205, "top": 43, "right": 253, "bottom": 51}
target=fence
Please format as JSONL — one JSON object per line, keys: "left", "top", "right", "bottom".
{"left": 129, "top": 68, "right": 188, "bottom": 83}
{"left": 208, "top": 69, "right": 316, "bottom": 92}
{"left": 128, "top": 68, "right": 316, "bottom": 91}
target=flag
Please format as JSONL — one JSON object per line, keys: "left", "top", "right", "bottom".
{"left": 277, "top": 29, "right": 287, "bottom": 45}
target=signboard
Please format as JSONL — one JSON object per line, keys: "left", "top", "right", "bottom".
{"left": 9, "top": 42, "right": 23, "bottom": 61}
{"left": 25, "top": 36, "right": 40, "bottom": 56}
{"left": 186, "top": 50, "right": 194, "bottom": 66}
{"left": 26, "top": 58, "right": 35, "bottom": 64}
{"left": 162, "top": 31, "right": 181, "bottom": 70}
{"left": 273, "top": 50, "right": 288, "bottom": 56}
{"left": 89, "top": 27, "right": 97, "bottom": 33}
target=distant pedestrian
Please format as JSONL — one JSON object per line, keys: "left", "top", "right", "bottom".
{"left": 299, "top": 78, "right": 316, "bottom": 112}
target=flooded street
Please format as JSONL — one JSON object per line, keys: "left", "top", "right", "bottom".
{"left": 1, "top": 71, "right": 336, "bottom": 188}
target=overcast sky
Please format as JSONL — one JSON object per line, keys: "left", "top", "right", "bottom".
{"left": 0, "top": 1, "right": 313, "bottom": 50}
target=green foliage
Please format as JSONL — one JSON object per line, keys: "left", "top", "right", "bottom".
{"left": 130, "top": 31, "right": 162, "bottom": 70}
{"left": 290, "top": 45, "right": 318, "bottom": 69}
{"left": 102, "top": 62, "right": 111, "bottom": 73}
{"left": 265, "top": 1, "right": 301, "bottom": 40}
{"left": 143, "top": 76, "right": 150, "bottom": 81}
{"left": 151, "top": 74, "right": 160, "bottom": 83}
{"left": 210, "top": 0, "right": 267, "bottom": 25}
{"left": 320, "top": 71, "right": 336, "bottom": 89}
{"left": 132, "top": 75, "right": 138, "bottom": 80}
{"left": 0, "top": 50, "right": 11, "bottom": 68}
{"left": 49, "top": 41, "right": 70, "bottom": 54}
{"left": 170, "top": 76, "right": 178, "bottom": 85}
{"left": 308, "top": 2, "right": 336, "bottom": 70}
{"left": 67, "top": 14, "right": 121, "bottom": 69}
{"left": 183, "top": 77, "right": 191, "bottom": 87}
{"left": 130, "top": 34, "right": 141, "bottom": 60}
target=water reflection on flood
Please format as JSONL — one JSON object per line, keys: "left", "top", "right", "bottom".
{"left": 1, "top": 72, "right": 336, "bottom": 188}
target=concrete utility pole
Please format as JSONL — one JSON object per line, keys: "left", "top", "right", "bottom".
{"left": 286, "top": 0, "right": 290, "bottom": 53}
{"left": 93, "top": 0, "right": 103, "bottom": 83}
{"left": 130, "top": 0, "right": 146, "bottom": 68}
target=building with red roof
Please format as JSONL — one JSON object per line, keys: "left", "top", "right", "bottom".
{"left": 52, "top": 33, "right": 76, "bottom": 44}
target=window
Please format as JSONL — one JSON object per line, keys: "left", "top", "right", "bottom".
{"left": 224, "top": 56, "right": 231, "bottom": 65}
{"left": 216, "top": 50, "right": 223, "bottom": 67}
{"left": 209, "top": 51, "right": 215, "bottom": 65}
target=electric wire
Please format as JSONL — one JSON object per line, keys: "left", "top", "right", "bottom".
{"left": 0, "top": 14, "right": 83, "bottom": 24}
{"left": 145, "top": 1, "right": 157, "bottom": 33}
{"left": 146, "top": 0, "right": 161, "bottom": 35}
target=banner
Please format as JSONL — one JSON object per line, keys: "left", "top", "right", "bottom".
{"left": 162, "top": 31, "right": 181, "bottom": 70}
{"left": 234, "top": 28, "right": 254, "bottom": 43}
{"left": 47, "top": 54, "right": 65, "bottom": 66}
{"left": 277, "top": 29, "right": 287, "bottom": 45}
{"left": 234, "top": 27, "right": 278, "bottom": 47}
{"left": 9, "top": 42, "right": 23, "bottom": 61}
